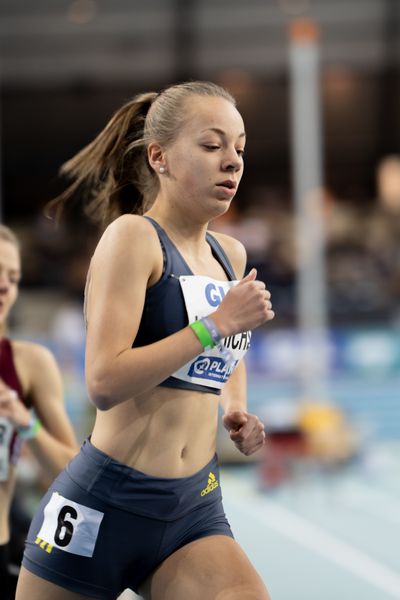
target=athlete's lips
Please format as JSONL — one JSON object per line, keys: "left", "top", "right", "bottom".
{"left": 217, "top": 180, "right": 237, "bottom": 189}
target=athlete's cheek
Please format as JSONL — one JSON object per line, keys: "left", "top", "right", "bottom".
{"left": 183, "top": 171, "right": 203, "bottom": 188}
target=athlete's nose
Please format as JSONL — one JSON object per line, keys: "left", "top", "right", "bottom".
{"left": 222, "top": 152, "right": 242, "bottom": 173}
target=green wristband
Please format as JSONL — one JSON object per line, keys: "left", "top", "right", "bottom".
{"left": 189, "top": 319, "right": 215, "bottom": 350}
{"left": 17, "top": 416, "right": 42, "bottom": 440}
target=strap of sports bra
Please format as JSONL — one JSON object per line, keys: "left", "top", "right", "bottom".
{"left": 205, "top": 233, "right": 236, "bottom": 280}
{"left": 143, "top": 216, "right": 169, "bottom": 276}
{"left": 143, "top": 216, "right": 170, "bottom": 245}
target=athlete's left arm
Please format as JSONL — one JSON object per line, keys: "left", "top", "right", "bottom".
{"left": 12, "top": 342, "right": 79, "bottom": 477}
{"left": 212, "top": 231, "right": 267, "bottom": 456}
{"left": 220, "top": 357, "right": 266, "bottom": 456}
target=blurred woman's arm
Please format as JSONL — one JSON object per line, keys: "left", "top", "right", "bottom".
{"left": 9, "top": 341, "right": 79, "bottom": 477}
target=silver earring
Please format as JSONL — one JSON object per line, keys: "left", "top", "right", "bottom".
{"left": 159, "top": 166, "right": 165, "bottom": 174}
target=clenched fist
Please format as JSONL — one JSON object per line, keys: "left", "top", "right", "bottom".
{"left": 222, "top": 410, "right": 266, "bottom": 456}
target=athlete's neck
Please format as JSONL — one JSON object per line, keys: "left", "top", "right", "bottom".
{"left": 145, "top": 210, "right": 209, "bottom": 253}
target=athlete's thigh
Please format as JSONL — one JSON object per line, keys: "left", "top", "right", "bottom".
{"left": 139, "top": 534, "right": 271, "bottom": 600}
{"left": 16, "top": 567, "right": 92, "bottom": 600}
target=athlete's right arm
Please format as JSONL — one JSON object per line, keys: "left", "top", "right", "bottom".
{"left": 85, "top": 215, "right": 271, "bottom": 410}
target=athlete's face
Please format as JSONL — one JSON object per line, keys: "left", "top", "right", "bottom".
{"left": 0, "top": 240, "right": 21, "bottom": 327}
{"left": 164, "top": 95, "right": 246, "bottom": 219}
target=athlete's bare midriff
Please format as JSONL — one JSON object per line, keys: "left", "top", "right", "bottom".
{"left": 90, "top": 386, "right": 220, "bottom": 478}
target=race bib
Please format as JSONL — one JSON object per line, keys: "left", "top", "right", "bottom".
{"left": 0, "top": 418, "right": 13, "bottom": 481}
{"left": 36, "top": 492, "right": 104, "bottom": 557}
{"left": 172, "top": 275, "right": 251, "bottom": 389}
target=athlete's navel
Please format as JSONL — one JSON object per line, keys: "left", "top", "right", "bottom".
{"left": 180, "top": 446, "right": 187, "bottom": 459}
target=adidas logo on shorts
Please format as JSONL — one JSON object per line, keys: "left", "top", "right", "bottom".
{"left": 200, "top": 471, "right": 219, "bottom": 496}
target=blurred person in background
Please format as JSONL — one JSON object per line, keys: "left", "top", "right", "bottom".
{"left": 364, "top": 155, "right": 400, "bottom": 322}
{"left": 17, "top": 80, "right": 274, "bottom": 600}
{"left": 0, "top": 224, "right": 79, "bottom": 599}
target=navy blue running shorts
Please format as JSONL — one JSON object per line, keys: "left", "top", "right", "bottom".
{"left": 22, "top": 438, "right": 233, "bottom": 599}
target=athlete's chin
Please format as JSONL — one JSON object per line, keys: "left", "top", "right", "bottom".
{"left": 215, "top": 187, "right": 237, "bottom": 202}
{"left": 212, "top": 190, "right": 235, "bottom": 205}
{"left": 208, "top": 199, "right": 232, "bottom": 218}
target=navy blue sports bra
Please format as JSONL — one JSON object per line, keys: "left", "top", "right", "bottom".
{"left": 133, "top": 217, "right": 250, "bottom": 395}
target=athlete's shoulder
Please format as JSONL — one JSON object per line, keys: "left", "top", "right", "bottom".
{"left": 208, "top": 230, "right": 247, "bottom": 278}
{"left": 93, "top": 214, "right": 161, "bottom": 262}
{"left": 11, "top": 339, "right": 56, "bottom": 367}
{"left": 11, "top": 340, "right": 59, "bottom": 390}
{"left": 101, "top": 214, "right": 158, "bottom": 244}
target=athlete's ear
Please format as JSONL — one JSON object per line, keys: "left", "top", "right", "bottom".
{"left": 148, "top": 143, "right": 167, "bottom": 175}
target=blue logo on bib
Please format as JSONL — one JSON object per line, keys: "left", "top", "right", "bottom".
{"left": 188, "top": 356, "right": 237, "bottom": 382}
{"left": 205, "top": 283, "right": 226, "bottom": 307}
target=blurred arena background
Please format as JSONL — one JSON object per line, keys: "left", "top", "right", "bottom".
{"left": 1, "top": 1, "right": 399, "bottom": 599}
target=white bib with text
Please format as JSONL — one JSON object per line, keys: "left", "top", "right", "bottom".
{"left": 171, "top": 275, "right": 251, "bottom": 390}
{"left": 0, "top": 417, "right": 13, "bottom": 481}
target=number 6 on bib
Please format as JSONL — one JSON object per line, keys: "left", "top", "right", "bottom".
{"left": 36, "top": 492, "right": 104, "bottom": 557}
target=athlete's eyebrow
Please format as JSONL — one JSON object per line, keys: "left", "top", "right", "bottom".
{"left": 201, "top": 127, "right": 246, "bottom": 139}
